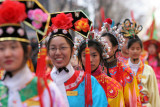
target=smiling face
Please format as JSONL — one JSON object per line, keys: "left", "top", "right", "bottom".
{"left": 128, "top": 42, "right": 142, "bottom": 60}
{"left": 0, "top": 41, "right": 25, "bottom": 72}
{"left": 81, "top": 47, "right": 100, "bottom": 71}
{"left": 48, "top": 36, "right": 73, "bottom": 69}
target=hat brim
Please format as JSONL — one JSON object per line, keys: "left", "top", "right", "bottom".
{"left": 143, "top": 39, "right": 160, "bottom": 52}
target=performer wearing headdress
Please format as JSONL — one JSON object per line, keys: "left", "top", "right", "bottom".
{"left": 0, "top": 0, "right": 66, "bottom": 107}
{"left": 45, "top": 11, "right": 108, "bottom": 107}
{"left": 123, "top": 19, "right": 160, "bottom": 106}
{"left": 101, "top": 18, "right": 141, "bottom": 107}
{"left": 76, "top": 32, "right": 125, "bottom": 106}
{"left": 143, "top": 35, "right": 160, "bottom": 95}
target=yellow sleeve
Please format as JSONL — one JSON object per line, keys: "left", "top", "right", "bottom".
{"left": 123, "top": 75, "right": 141, "bottom": 107}
{"left": 108, "top": 88, "right": 125, "bottom": 107}
{"left": 147, "top": 65, "right": 160, "bottom": 107}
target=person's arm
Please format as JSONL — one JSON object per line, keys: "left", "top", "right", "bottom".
{"left": 148, "top": 66, "right": 160, "bottom": 107}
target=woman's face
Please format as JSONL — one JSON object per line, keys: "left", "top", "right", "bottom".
{"left": 128, "top": 42, "right": 142, "bottom": 60}
{"left": 101, "top": 36, "right": 117, "bottom": 59}
{"left": 0, "top": 41, "right": 24, "bottom": 72}
{"left": 81, "top": 47, "right": 100, "bottom": 71}
{"left": 148, "top": 44, "right": 157, "bottom": 55}
{"left": 48, "top": 36, "right": 73, "bottom": 69}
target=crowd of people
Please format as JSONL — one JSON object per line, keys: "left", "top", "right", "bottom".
{"left": 0, "top": 0, "right": 160, "bottom": 107}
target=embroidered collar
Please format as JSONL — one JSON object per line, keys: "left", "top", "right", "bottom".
{"left": 128, "top": 58, "right": 141, "bottom": 74}
{"left": 91, "top": 65, "right": 102, "bottom": 76}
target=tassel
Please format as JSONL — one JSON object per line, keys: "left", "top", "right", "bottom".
{"left": 36, "top": 44, "right": 53, "bottom": 107}
{"left": 85, "top": 39, "right": 93, "bottom": 107}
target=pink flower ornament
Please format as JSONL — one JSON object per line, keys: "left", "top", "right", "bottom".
{"left": 28, "top": 8, "right": 48, "bottom": 29}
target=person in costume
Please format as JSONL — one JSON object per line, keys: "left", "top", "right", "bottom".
{"left": 118, "top": 19, "right": 147, "bottom": 64}
{"left": 126, "top": 35, "right": 160, "bottom": 107}
{"left": 0, "top": 0, "right": 66, "bottom": 107}
{"left": 100, "top": 18, "right": 141, "bottom": 107}
{"left": 77, "top": 37, "right": 125, "bottom": 107}
{"left": 143, "top": 39, "right": 160, "bottom": 94}
{"left": 46, "top": 11, "right": 108, "bottom": 107}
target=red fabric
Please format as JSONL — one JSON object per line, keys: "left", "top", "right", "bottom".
{"left": 100, "top": 7, "right": 105, "bottom": 22}
{"left": 130, "top": 10, "right": 135, "bottom": 22}
{"left": 85, "top": 47, "right": 93, "bottom": 107}
{"left": 0, "top": 0, "right": 27, "bottom": 24}
{"left": 64, "top": 70, "right": 85, "bottom": 91}
{"left": 92, "top": 66, "right": 122, "bottom": 98}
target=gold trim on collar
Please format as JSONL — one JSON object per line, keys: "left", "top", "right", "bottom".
{"left": 0, "top": 37, "right": 30, "bottom": 43}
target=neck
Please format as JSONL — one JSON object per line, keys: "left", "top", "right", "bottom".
{"left": 130, "top": 58, "right": 140, "bottom": 64}
{"left": 107, "top": 55, "right": 115, "bottom": 62}
{"left": 121, "top": 51, "right": 129, "bottom": 58}
{"left": 10, "top": 63, "right": 26, "bottom": 76}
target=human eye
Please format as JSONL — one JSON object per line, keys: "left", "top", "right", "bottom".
{"left": 0, "top": 47, "right": 4, "bottom": 51}
{"left": 92, "top": 54, "right": 97, "bottom": 58}
{"left": 11, "top": 45, "right": 18, "bottom": 50}
{"left": 50, "top": 47, "right": 56, "bottom": 51}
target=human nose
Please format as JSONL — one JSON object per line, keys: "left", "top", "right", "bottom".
{"left": 4, "top": 48, "right": 12, "bottom": 57}
{"left": 54, "top": 48, "right": 61, "bottom": 54}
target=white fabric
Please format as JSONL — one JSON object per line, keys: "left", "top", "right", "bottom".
{"left": 2, "top": 64, "right": 33, "bottom": 107}
{"left": 128, "top": 58, "right": 140, "bottom": 75}
{"left": 50, "top": 63, "right": 75, "bottom": 107}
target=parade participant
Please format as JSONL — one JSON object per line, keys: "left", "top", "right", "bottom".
{"left": 100, "top": 18, "right": 141, "bottom": 107}
{"left": 0, "top": 0, "right": 66, "bottom": 107}
{"left": 77, "top": 37, "right": 125, "bottom": 107}
{"left": 143, "top": 39, "right": 160, "bottom": 94}
{"left": 46, "top": 11, "right": 108, "bottom": 107}
{"left": 126, "top": 35, "right": 160, "bottom": 107}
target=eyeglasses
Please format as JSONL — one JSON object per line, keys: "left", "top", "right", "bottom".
{"left": 49, "top": 46, "right": 70, "bottom": 52}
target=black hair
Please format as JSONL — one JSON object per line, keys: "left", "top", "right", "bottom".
{"left": 47, "top": 35, "right": 74, "bottom": 53}
{"left": 78, "top": 39, "right": 103, "bottom": 65}
{"left": 127, "top": 35, "right": 143, "bottom": 49}
{"left": 20, "top": 42, "right": 30, "bottom": 62}
{"left": 101, "top": 32, "right": 119, "bottom": 54}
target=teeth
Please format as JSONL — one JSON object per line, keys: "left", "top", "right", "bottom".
{"left": 56, "top": 58, "right": 63, "bottom": 61}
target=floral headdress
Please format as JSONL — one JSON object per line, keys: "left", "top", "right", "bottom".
{"left": 120, "top": 18, "right": 143, "bottom": 38}
{"left": 74, "top": 27, "right": 111, "bottom": 58}
{"left": 0, "top": 0, "right": 29, "bottom": 43}
{"left": 37, "top": 10, "right": 92, "bottom": 43}
{"left": 100, "top": 18, "right": 125, "bottom": 49}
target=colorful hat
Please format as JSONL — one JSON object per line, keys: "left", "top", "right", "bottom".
{"left": 37, "top": 10, "right": 92, "bottom": 42}
{"left": 100, "top": 18, "right": 125, "bottom": 49}
{"left": 0, "top": 0, "right": 29, "bottom": 43}
{"left": 74, "top": 27, "right": 111, "bottom": 58}
{"left": 120, "top": 18, "right": 143, "bottom": 38}
{"left": 143, "top": 39, "right": 160, "bottom": 52}
{"left": 0, "top": 0, "right": 50, "bottom": 37}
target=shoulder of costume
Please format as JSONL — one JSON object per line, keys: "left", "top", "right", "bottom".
{"left": 64, "top": 70, "right": 85, "bottom": 91}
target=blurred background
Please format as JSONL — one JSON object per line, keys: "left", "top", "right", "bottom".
{"left": 26, "top": 0, "right": 160, "bottom": 71}
{"left": 27, "top": 0, "right": 160, "bottom": 40}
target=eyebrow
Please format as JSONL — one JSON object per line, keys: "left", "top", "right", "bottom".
{"left": 50, "top": 43, "right": 67, "bottom": 47}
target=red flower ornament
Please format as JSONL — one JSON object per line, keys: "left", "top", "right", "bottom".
{"left": 0, "top": 0, "right": 27, "bottom": 24}
{"left": 74, "top": 18, "right": 90, "bottom": 32}
{"left": 51, "top": 13, "right": 73, "bottom": 30}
